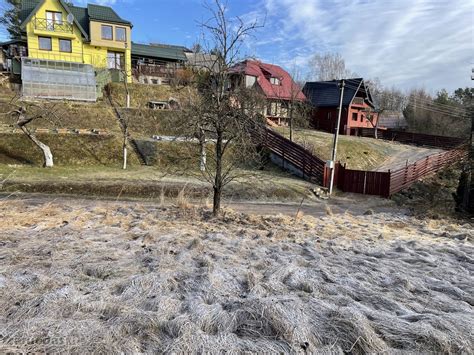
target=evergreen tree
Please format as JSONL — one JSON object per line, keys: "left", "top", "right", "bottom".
{"left": 0, "top": 0, "right": 22, "bottom": 39}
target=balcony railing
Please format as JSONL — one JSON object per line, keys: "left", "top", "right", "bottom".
{"left": 352, "top": 97, "right": 365, "bottom": 106}
{"left": 34, "top": 18, "right": 73, "bottom": 33}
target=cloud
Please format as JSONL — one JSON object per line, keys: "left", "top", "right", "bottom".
{"left": 248, "top": 0, "right": 473, "bottom": 91}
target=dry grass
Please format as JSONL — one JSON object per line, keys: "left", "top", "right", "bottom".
{"left": 0, "top": 198, "right": 473, "bottom": 353}
{"left": 0, "top": 133, "right": 139, "bottom": 166}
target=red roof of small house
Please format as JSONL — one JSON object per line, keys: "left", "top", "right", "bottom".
{"left": 229, "top": 60, "right": 306, "bottom": 101}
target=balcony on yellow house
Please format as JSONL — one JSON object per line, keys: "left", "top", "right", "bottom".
{"left": 33, "top": 18, "right": 75, "bottom": 38}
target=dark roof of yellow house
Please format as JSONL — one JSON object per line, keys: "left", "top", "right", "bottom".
{"left": 20, "top": 0, "right": 132, "bottom": 40}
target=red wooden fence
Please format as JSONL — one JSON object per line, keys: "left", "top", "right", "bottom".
{"left": 324, "top": 145, "right": 468, "bottom": 198}
{"left": 388, "top": 145, "right": 467, "bottom": 196}
{"left": 254, "top": 126, "right": 467, "bottom": 198}
{"left": 334, "top": 164, "right": 391, "bottom": 197}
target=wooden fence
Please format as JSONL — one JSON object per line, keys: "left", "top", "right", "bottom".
{"left": 325, "top": 145, "right": 468, "bottom": 197}
{"left": 328, "top": 164, "right": 391, "bottom": 197}
{"left": 388, "top": 145, "right": 468, "bottom": 196}
{"left": 359, "top": 128, "right": 466, "bottom": 149}
{"left": 254, "top": 126, "right": 467, "bottom": 198}
{"left": 253, "top": 127, "right": 326, "bottom": 184}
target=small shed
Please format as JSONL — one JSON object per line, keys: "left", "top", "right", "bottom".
{"left": 378, "top": 111, "right": 407, "bottom": 129}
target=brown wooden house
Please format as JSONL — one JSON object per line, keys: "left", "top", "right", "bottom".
{"left": 131, "top": 42, "right": 188, "bottom": 85}
{"left": 303, "top": 78, "right": 378, "bottom": 135}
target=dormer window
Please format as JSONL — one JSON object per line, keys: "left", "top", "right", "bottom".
{"left": 270, "top": 77, "right": 280, "bottom": 85}
{"left": 101, "top": 25, "right": 113, "bottom": 40}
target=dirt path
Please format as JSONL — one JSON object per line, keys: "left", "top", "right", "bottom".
{"left": 1, "top": 191, "right": 404, "bottom": 218}
{"left": 375, "top": 146, "right": 443, "bottom": 172}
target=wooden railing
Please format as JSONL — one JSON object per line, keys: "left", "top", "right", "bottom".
{"left": 352, "top": 97, "right": 365, "bottom": 106}
{"left": 34, "top": 18, "right": 73, "bottom": 33}
{"left": 251, "top": 126, "right": 326, "bottom": 184}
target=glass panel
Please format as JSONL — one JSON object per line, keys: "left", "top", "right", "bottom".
{"left": 102, "top": 25, "right": 113, "bottom": 40}
{"left": 54, "top": 12, "right": 62, "bottom": 24}
{"left": 107, "top": 52, "right": 125, "bottom": 70}
{"left": 46, "top": 11, "right": 54, "bottom": 30}
{"left": 107, "top": 52, "right": 116, "bottom": 69}
{"left": 59, "top": 39, "right": 71, "bottom": 52}
{"left": 39, "top": 37, "right": 52, "bottom": 51}
{"left": 116, "top": 27, "right": 126, "bottom": 42}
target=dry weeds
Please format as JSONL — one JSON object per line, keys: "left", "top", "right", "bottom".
{"left": 0, "top": 198, "right": 473, "bottom": 353}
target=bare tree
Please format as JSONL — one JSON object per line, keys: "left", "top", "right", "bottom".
{"left": 403, "top": 88, "right": 468, "bottom": 137}
{"left": 121, "top": 69, "right": 131, "bottom": 170}
{"left": 310, "top": 53, "right": 357, "bottom": 81}
{"left": 365, "top": 81, "right": 407, "bottom": 138}
{"left": 285, "top": 68, "right": 311, "bottom": 141}
{"left": 176, "top": 0, "right": 265, "bottom": 216}
{"left": 3, "top": 97, "right": 60, "bottom": 167}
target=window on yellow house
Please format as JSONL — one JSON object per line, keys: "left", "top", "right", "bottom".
{"left": 46, "top": 11, "right": 62, "bottom": 30}
{"left": 38, "top": 37, "right": 52, "bottom": 51}
{"left": 116, "top": 27, "right": 126, "bottom": 42}
{"left": 59, "top": 39, "right": 71, "bottom": 53}
{"left": 102, "top": 25, "right": 113, "bottom": 40}
{"left": 107, "top": 51, "right": 124, "bottom": 70}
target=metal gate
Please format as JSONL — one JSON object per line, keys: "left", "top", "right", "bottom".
{"left": 21, "top": 58, "right": 97, "bottom": 101}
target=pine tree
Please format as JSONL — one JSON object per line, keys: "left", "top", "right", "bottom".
{"left": 0, "top": 0, "right": 22, "bottom": 39}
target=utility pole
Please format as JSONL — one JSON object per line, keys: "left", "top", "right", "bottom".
{"left": 468, "top": 69, "right": 474, "bottom": 212}
{"left": 459, "top": 68, "right": 474, "bottom": 213}
{"left": 329, "top": 79, "right": 345, "bottom": 195}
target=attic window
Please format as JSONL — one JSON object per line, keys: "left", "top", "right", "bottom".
{"left": 116, "top": 27, "right": 126, "bottom": 42}
{"left": 270, "top": 77, "right": 280, "bottom": 85}
{"left": 102, "top": 25, "right": 113, "bottom": 40}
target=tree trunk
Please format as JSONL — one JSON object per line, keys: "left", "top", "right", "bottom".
{"left": 123, "top": 145, "right": 128, "bottom": 170}
{"left": 20, "top": 126, "right": 53, "bottom": 168}
{"left": 213, "top": 131, "right": 223, "bottom": 216}
{"left": 122, "top": 126, "right": 128, "bottom": 170}
{"left": 199, "top": 129, "right": 207, "bottom": 172}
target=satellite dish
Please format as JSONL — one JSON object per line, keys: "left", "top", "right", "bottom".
{"left": 67, "top": 13, "right": 74, "bottom": 24}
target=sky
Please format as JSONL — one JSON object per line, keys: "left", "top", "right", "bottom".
{"left": 1, "top": 0, "right": 473, "bottom": 92}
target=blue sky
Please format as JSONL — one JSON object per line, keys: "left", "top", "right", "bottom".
{"left": 1, "top": 0, "right": 473, "bottom": 92}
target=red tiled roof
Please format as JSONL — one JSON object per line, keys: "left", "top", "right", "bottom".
{"left": 230, "top": 60, "right": 306, "bottom": 101}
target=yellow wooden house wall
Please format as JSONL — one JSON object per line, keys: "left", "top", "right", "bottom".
{"left": 25, "top": 0, "right": 131, "bottom": 82}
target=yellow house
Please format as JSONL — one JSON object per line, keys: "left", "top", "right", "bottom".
{"left": 20, "top": 0, "right": 132, "bottom": 82}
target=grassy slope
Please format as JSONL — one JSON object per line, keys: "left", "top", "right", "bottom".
{"left": 107, "top": 82, "right": 197, "bottom": 108}
{"left": 0, "top": 164, "right": 315, "bottom": 201}
{"left": 275, "top": 127, "right": 406, "bottom": 170}
{"left": 0, "top": 99, "right": 122, "bottom": 134}
{"left": 0, "top": 133, "right": 140, "bottom": 166}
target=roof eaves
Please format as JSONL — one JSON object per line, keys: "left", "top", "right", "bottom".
{"left": 20, "top": 0, "right": 44, "bottom": 29}
{"left": 59, "top": 0, "right": 89, "bottom": 40}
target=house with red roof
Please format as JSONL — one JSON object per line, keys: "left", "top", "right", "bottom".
{"left": 229, "top": 60, "right": 306, "bottom": 125}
